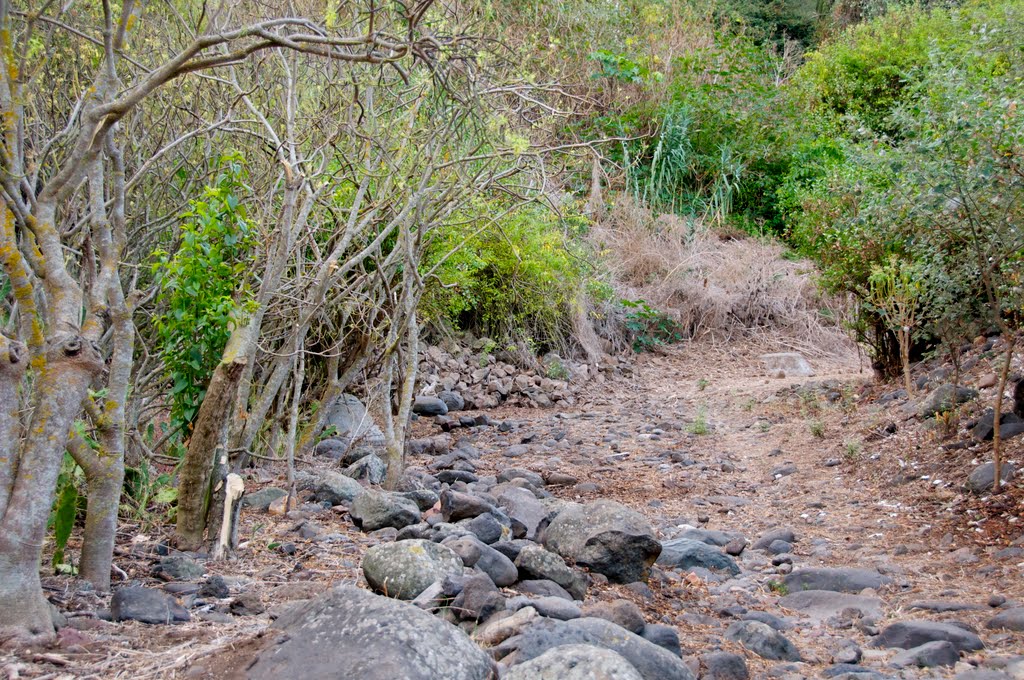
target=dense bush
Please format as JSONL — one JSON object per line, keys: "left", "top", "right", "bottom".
{"left": 782, "top": 0, "right": 1024, "bottom": 370}
{"left": 588, "top": 29, "right": 806, "bottom": 234}
{"left": 420, "top": 201, "right": 592, "bottom": 353}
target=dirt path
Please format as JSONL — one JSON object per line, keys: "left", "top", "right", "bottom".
{"left": 463, "top": 339, "right": 1024, "bottom": 677}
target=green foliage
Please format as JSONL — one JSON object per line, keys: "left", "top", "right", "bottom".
{"left": 783, "top": 0, "right": 1024, "bottom": 368}
{"left": 796, "top": 6, "right": 961, "bottom": 135}
{"left": 48, "top": 451, "right": 84, "bottom": 572}
{"left": 590, "top": 49, "right": 663, "bottom": 84}
{"left": 713, "top": 0, "right": 822, "bottom": 46}
{"left": 152, "top": 154, "right": 257, "bottom": 432}
{"left": 589, "top": 29, "right": 806, "bottom": 233}
{"left": 809, "top": 419, "right": 825, "bottom": 437}
{"left": 687, "top": 407, "right": 711, "bottom": 435}
{"left": 621, "top": 298, "right": 683, "bottom": 352}
{"left": 122, "top": 463, "right": 178, "bottom": 529}
{"left": 421, "top": 201, "right": 591, "bottom": 352}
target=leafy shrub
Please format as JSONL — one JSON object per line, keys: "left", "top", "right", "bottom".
{"left": 588, "top": 29, "right": 806, "bottom": 234}
{"left": 421, "top": 201, "right": 591, "bottom": 353}
{"left": 621, "top": 298, "right": 683, "bottom": 352}
{"left": 152, "top": 154, "right": 256, "bottom": 432}
{"left": 783, "top": 0, "right": 1024, "bottom": 372}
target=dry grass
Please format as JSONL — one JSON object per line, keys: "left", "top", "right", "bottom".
{"left": 590, "top": 196, "right": 854, "bottom": 358}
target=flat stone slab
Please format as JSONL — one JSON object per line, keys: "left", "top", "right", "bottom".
{"left": 986, "top": 608, "right": 1024, "bottom": 632}
{"left": 247, "top": 586, "right": 493, "bottom": 680}
{"left": 760, "top": 352, "right": 814, "bottom": 377}
{"left": 779, "top": 590, "right": 883, "bottom": 623}
{"left": 872, "top": 620, "right": 984, "bottom": 653}
{"left": 783, "top": 567, "right": 890, "bottom": 594}
{"left": 908, "top": 600, "right": 986, "bottom": 613}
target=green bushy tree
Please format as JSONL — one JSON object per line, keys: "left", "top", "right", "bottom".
{"left": 152, "top": 155, "right": 257, "bottom": 434}
{"left": 421, "top": 201, "right": 591, "bottom": 352}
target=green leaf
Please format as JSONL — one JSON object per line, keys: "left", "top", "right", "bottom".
{"left": 51, "top": 478, "right": 79, "bottom": 568}
{"left": 153, "top": 487, "right": 178, "bottom": 504}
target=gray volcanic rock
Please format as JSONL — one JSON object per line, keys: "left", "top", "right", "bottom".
{"left": 724, "top": 620, "right": 801, "bottom": 661}
{"left": 656, "top": 539, "right": 740, "bottom": 575}
{"left": 872, "top": 620, "right": 984, "bottom": 653}
{"left": 247, "top": 585, "right": 494, "bottom": 680}
{"left": 783, "top": 567, "right": 890, "bottom": 594}
{"left": 350, "top": 491, "right": 421, "bottom": 531}
{"left": 543, "top": 500, "right": 661, "bottom": 583}
{"left": 779, "top": 590, "right": 883, "bottom": 623}
{"left": 361, "top": 539, "right": 463, "bottom": 600}
{"left": 503, "top": 644, "right": 643, "bottom": 680}
{"left": 515, "top": 544, "right": 587, "bottom": 600}
{"left": 110, "top": 587, "right": 190, "bottom": 624}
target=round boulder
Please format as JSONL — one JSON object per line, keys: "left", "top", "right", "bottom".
{"left": 542, "top": 500, "right": 661, "bottom": 583}
{"left": 247, "top": 585, "right": 494, "bottom": 680}
{"left": 362, "top": 539, "right": 463, "bottom": 600}
{"left": 504, "top": 644, "right": 643, "bottom": 680}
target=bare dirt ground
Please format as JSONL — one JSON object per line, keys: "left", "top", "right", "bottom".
{"left": 3, "top": 336, "right": 1022, "bottom": 679}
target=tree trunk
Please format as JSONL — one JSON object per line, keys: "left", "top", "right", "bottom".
{"left": 992, "top": 336, "right": 1016, "bottom": 494}
{"left": 385, "top": 316, "right": 418, "bottom": 490}
{"left": 176, "top": 357, "right": 246, "bottom": 551}
{"left": 900, "top": 326, "right": 913, "bottom": 396}
{"left": 0, "top": 335, "right": 104, "bottom": 645}
{"left": 0, "top": 541, "right": 52, "bottom": 647}
{"left": 0, "top": 336, "right": 28, "bottom": 517}
{"left": 67, "top": 435, "right": 124, "bottom": 592}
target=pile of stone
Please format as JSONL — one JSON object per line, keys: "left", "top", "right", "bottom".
{"left": 416, "top": 340, "right": 621, "bottom": 410}
{"left": 306, "top": 458, "right": 693, "bottom": 680}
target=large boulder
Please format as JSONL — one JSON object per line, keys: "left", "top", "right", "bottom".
{"left": 413, "top": 396, "right": 449, "bottom": 416}
{"left": 350, "top": 491, "right": 421, "bottom": 531}
{"left": 971, "top": 410, "right": 1024, "bottom": 442}
{"left": 344, "top": 453, "right": 387, "bottom": 485}
{"left": 361, "top": 539, "right": 463, "bottom": 600}
{"left": 498, "top": 486, "right": 550, "bottom": 540}
{"left": 889, "top": 641, "right": 959, "bottom": 669}
{"left": 872, "top": 620, "right": 984, "bottom": 653}
{"left": 779, "top": 590, "right": 883, "bottom": 623}
{"left": 246, "top": 586, "right": 494, "bottom": 680}
{"left": 542, "top": 500, "right": 661, "bottom": 583}
{"left": 783, "top": 567, "right": 890, "bottom": 594}
{"left": 110, "top": 586, "right": 190, "bottom": 624}
{"left": 297, "top": 469, "right": 366, "bottom": 505}
{"left": 760, "top": 352, "right": 814, "bottom": 377}
{"left": 515, "top": 544, "right": 588, "bottom": 600}
{"left": 920, "top": 384, "right": 979, "bottom": 418}
{"left": 987, "top": 608, "right": 1024, "bottom": 631}
{"left": 324, "top": 393, "right": 386, "bottom": 449}
{"left": 656, "top": 539, "right": 740, "bottom": 576}
{"left": 494, "top": 618, "right": 695, "bottom": 680}
{"left": 566, "top": 618, "right": 695, "bottom": 680}
{"left": 504, "top": 644, "right": 643, "bottom": 680}
{"left": 240, "top": 487, "right": 287, "bottom": 511}
{"left": 724, "top": 620, "right": 801, "bottom": 661}
{"left": 965, "top": 462, "right": 1016, "bottom": 494}
{"left": 444, "top": 535, "right": 518, "bottom": 587}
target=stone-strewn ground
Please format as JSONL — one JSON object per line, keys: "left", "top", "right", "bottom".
{"left": 4, "top": 337, "right": 1023, "bottom": 680}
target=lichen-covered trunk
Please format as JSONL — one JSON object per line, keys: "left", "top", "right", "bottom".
{"left": 0, "top": 336, "right": 104, "bottom": 645}
{"left": 176, "top": 357, "right": 246, "bottom": 551}
{"left": 78, "top": 456, "right": 124, "bottom": 590}
{"left": 0, "top": 542, "right": 51, "bottom": 646}
{"left": 0, "top": 336, "right": 28, "bottom": 517}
